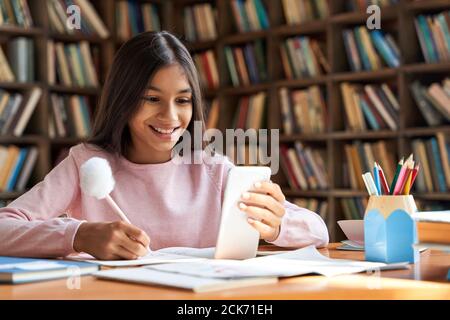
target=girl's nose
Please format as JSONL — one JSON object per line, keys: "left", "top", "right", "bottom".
{"left": 159, "top": 102, "right": 178, "bottom": 120}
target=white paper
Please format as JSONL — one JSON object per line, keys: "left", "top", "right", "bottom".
{"left": 146, "top": 246, "right": 408, "bottom": 279}
{"left": 69, "top": 248, "right": 208, "bottom": 267}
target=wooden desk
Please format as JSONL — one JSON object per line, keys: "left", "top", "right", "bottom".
{"left": 1, "top": 244, "right": 449, "bottom": 300}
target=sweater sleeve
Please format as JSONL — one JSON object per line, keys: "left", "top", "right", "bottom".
{"left": 0, "top": 149, "right": 83, "bottom": 258}
{"left": 219, "top": 156, "right": 329, "bottom": 248}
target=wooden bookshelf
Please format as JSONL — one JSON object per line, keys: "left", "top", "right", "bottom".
{"left": 1, "top": 0, "right": 449, "bottom": 241}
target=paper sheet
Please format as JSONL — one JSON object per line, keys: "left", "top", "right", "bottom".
{"left": 70, "top": 250, "right": 206, "bottom": 267}
{"left": 146, "top": 246, "right": 409, "bottom": 279}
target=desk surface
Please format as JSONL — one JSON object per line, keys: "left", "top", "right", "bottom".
{"left": 2, "top": 244, "right": 449, "bottom": 300}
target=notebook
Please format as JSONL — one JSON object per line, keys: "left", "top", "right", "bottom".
{"left": 95, "top": 268, "right": 278, "bottom": 293}
{"left": 0, "top": 256, "right": 99, "bottom": 284}
{"left": 94, "top": 245, "right": 409, "bottom": 291}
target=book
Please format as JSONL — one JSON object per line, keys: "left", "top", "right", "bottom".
{"left": 0, "top": 256, "right": 98, "bottom": 284}
{"left": 413, "top": 211, "right": 450, "bottom": 245}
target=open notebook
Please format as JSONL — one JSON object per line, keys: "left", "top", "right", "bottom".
{"left": 69, "top": 247, "right": 288, "bottom": 267}
{"left": 94, "top": 245, "right": 410, "bottom": 292}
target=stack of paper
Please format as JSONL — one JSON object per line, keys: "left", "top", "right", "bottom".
{"left": 94, "top": 245, "right": 409, "bottom": 292}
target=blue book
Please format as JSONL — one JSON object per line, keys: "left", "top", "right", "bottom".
{"left": 353, "top": 28, "right": 372, "bottom": 71}
{"left": 370, "top": 30, "right": 400, "bottom": 68}
{"left": 359, "top": 95, "right": 380, "bottom": 130}
{"left": 6, "top": 148, "right": 28, "bottom": 192}
{"left": 417, "top": 15, "right": 439, "bottom": 63}
{"left": 0, "top": 256, "right": 99, "bottom": 284}
{"left": 430, "top": 137, "right": 447, "bottom": 192}
{"left": 253, "top": 0, "right": 269, "bottom": 29}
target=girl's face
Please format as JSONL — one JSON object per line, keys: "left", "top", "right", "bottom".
{"left": 128, "top": 64, "right": 193, "bottom": 163}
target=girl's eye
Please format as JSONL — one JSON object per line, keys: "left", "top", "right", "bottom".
{"left": 143, "top": 96, "right": 159, "bottom": 103}
{"left": 177, "top": 98, "right": 192, "bottom": 104}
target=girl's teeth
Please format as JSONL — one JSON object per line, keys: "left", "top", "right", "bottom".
{"left": 154, "top": 127, "right": 175, "bottom": 134}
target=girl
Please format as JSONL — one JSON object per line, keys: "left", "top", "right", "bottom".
{"left": 0, "top": 31, "right": 328, "bottom": 260}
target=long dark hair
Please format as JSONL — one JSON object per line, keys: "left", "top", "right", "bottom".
{"left": 87, "top": 31, "right": 205, "bottom": 156}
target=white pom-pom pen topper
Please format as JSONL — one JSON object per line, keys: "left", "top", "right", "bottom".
{"left": 80, "top": 157, "right": 150, "bottom": 252}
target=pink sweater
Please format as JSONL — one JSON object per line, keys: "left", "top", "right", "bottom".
{"left": 0, "top": 143, "right": 329, "bottom": 258}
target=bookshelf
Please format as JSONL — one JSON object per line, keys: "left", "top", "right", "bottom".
{"left": 1, "top": 0, "right": 449, "bottom": 241}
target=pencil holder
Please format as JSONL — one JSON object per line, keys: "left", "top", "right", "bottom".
{"left": 364, "top": 195, "right": 418, "bottom": 263}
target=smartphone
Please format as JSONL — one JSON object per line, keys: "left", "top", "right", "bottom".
{"left": 214, "top": 166, "right": 272, "bottom": 260}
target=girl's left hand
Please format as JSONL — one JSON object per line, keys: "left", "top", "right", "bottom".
{"left": 238, "top": 181, "right": 286, "bottom": 242}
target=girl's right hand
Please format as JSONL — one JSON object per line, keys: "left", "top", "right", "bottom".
{"left": 73, "top": 221, "right": 151, "bottom": 260}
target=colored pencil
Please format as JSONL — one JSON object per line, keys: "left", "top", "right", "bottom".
{"left": 377, "top": 163, "right": 390, "bottom": 195}
{"left": 390, "top": 157, "right": 404, "bottom": 194}
{"left": 393, "top": 154, "right": 413, "bottom": 195}
{"left": 373, "top": 162, "right": 381, "bottom": 195}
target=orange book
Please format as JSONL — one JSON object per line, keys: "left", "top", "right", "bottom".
{"left": 0, "top": 146, "right": 20, "bottom": 191}
{"left": 233, "top": 47, "right": 250, "bottom": 86}
{"left": 416, "top": 222, "right": 450, "bottom": 245}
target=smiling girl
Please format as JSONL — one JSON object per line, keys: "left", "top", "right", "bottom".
{"left": 0, "top": 31, "right": 328, "bottom": 260}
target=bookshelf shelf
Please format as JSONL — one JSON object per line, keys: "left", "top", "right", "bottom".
{"left": 402, "top": 62, "right": 450, "bottom": 73}
{"left": 330, "top": 7, "right": 399, "bottom": 25}
{"left": 222, "top": 31, "right": 268, "bottom": 45}
{"left": 406, "top": 0, "right": 450, "bottom": 11}
{"left": 0, "top": 26, "right": 43, "bottom": 36}
{"left": 331, "top": 68, "right": 398, "bottom": 81}
{"left": 48, "top": 33, "right": 109, "bottom": 44}
{"left": 284, "top": 190, "right": 330, "bottom": 198}
{"left": 48, "top": 85, "right": 101, "bottom": 95}
{"left": 1, "top": 0, "right": 448, "bottom": 241}
{"left": 272, "top": 21, "right": 327, "bottom": 36}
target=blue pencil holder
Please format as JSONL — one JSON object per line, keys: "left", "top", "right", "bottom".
{"left": 364, "top": 195, "right": 418, "bottom": 264}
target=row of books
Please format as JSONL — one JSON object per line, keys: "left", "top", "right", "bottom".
{"left": 344, "top": 140, "right": 396, "bottom": 190}
{"left": 47, "top": 0, "right": 109, "bottom": 39}
{"left": 291, "top": 197, "right": 328, "bottom": 220}
{"left": 116, "top": 0, "right": 160, "bottom": 42}
{"left": 0, "top": 0, "right": 33, "bottom": 27}
{"left": 415, "top": 11, "right": 450, "bottom": 63}
{"left": 231, "top": 92, "right": 267, "bottom": 130}
{"left": 280, "top": 142, "right": 329, "bottom": 190}
{"left": 48, "top": 40, "right": 99, "bottom": 87}
{"left": 184, "top": 3, "right": 217, "bottom": 42}
{"left": 279, "top": 86, "right": 327, "bottom": 134}
{"left": 280, "top": 36, "right": 329, "bottom": 79}
{"left": 192, "top": 50, "right": 219, "bottom": 90}
{"left": 411, "top": 133, "right": 450, "bottom": 193}
{"left": 345, "top": 0, "right": 398, "bottom": 12}
{"left": 230, "top": 0, "right": 269, "bottom": 33}
{"left": 341, "top": 198, "right": 367, "bottom": 220}
{"left": 410, "top": 78, "right": 450, "bottom": 126}
{"left": 343, "top": 27, "right": 400, "bottom": 71}
{"left": 0, "top": 47, "right": 14, "bottom": 82}
{"left": 0, "top": 37, "right": 34, "bottom": 83}
{"left": 225, "top": 40, "right": 267, "bottom": 87}
{"left": 281, "top": 0, "right": 328, "bottom": 25}
{"left": 0, "top": 87, "right": 41, "bottom": 137}
{"left": 0, "top": 145, "right": 38, "bottom": 192}
{"left": 340, "top": 82, "right": 399, "bottom": 131}
{"left": 49, "top": 94, "right": 92, "bottom": 138}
